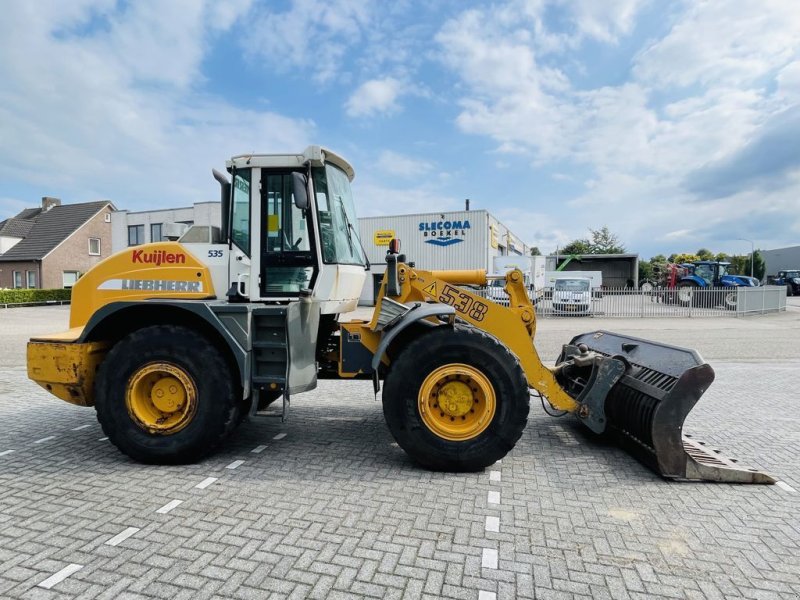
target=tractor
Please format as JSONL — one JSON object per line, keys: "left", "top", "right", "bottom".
{"left": 26, "top": 147, "right": 772, "bottom": 483}
{"left": 643, "top": 261, "right": 759, "bottom": 308}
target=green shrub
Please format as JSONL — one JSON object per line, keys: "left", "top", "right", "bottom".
{"left": 0, "top": 288, "right": 72, "bottom": 305}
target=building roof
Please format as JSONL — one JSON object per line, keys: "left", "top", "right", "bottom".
{"left": 0, "top": 218, "right": 35, "bottom": 238}
{"left": 14, "top": 207, "right": 43, "bottom": 220}
{"left": 0, "top": 201, "right": 111, "bottom": 262}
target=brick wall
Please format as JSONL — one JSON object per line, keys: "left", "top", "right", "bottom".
{"left": 0, "top": 261, "right": 40, "bottom": 289}
{"left": 41, "top": 205, "right": 113, "bottom": 289}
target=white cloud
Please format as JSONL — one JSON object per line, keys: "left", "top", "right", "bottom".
{"left": 375, "top": 151, "right": 432, "bottom": 178}
{"left": 634, "top": 0, "right": 800, "bottom": 88}
{"left": 345, "top": 78, "right": 404, "bottom": 117}
{"left": 244, "top": 0, "right": 374, "bottom": 84}
{"left": 434, "top": 0, "right": 800, "bottom": 253}
{"left": 0, "top": 1, "right": 313, "bottom": 210}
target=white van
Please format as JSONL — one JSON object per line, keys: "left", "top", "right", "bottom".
{"left": 552, "top": 276, "right": 592, "bottom": 315}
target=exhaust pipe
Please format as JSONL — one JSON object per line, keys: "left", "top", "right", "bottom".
{"left": 556, "top": 331, "right": 775, "bottom": 483}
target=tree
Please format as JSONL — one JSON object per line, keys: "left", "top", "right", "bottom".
{"left": 673, "top": 253, "right": 700, "bottom": 264}
{"left": 588, "top": 226, "right": 626, "bottom": 254}
{"left": 696, "top": 248, "right": 714, "bottom": 260}
{"left": 529, "top": 246, "right": 541, "bottom": 256}
{"left": 560, "top": 239, "right": 591, "bottom": 255}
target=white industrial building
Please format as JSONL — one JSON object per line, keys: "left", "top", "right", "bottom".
{"left": 111, "top": 202, "right": 220, "bottom": 252}
{"left": 762, "top": 245, "right": 800, "bottom": 276}
{"left": 357, "top": 209, "right": 530, "bottom": 305}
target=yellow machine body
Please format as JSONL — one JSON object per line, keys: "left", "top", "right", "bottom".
{"left": 67, "top": 242, "right": 215, "bottom": 329}
{"left": 27, "top": 242, "right": 216, "bottom": 405}
{"left": 346, "top": 264, "right": 580, "bottom": 413}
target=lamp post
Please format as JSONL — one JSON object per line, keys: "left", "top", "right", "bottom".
{"left": 737, "top": 238, "right": 754, "bottom": 277}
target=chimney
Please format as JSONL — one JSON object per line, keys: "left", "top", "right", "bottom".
{"left": 465, "top": 198, "right": 470, "bottom": 211}
{"left": 42, "top": 197, "right": 61, "bottom": 211}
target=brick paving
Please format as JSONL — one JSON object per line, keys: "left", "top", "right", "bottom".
{"left": 0, "top": 306, "right": 798, "bottom": 599}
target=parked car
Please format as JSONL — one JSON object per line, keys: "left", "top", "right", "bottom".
{"left": 552, "top": 277, "right": 592, "bottom": 315}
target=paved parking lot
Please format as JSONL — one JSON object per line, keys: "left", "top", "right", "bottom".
{"left": 1, "top": 305, "right": 799, "bottom": 599}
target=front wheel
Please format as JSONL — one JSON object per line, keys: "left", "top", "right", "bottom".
{"left": 787, "top": 285, "right": 794, "bottom": 298}
{"left": 382, "top": 326, "right": 530, "bottom": 471}
{"left": 95, "top": 325, "right": 240, "bottom": 464}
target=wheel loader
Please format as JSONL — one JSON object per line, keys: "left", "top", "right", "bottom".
{"left": 27, "top": 146, "right": 773, "bottom": 483}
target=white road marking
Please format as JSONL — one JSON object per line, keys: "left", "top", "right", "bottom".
{"left": 105, "top": 527, "right": 140, "bottom": 547}
{"left": 776, "top": 481, "right": 797, "bottom": 493}
{"left": 33, "top": 436, "right": 55, "bottom": 444}
{"left": 479, "top": 592, "right": 497, "bottom": 600}
{"left": 226, "top": 460, "right": 245, "bottom": 470}
{"left": 71, "top": 424, "right": 91, "bottom": 431}
{"left": 98, "top": 437, "right": 108, "bottom": 441}
{"left": 156, "top": 500, "right": 183, "bottom": 514}
{"left": 481, "top": 548, "right": 498, "bottom": 569}
{"left": 251, "top": 445, "right": 267, "bottom": 454}
{"left": 0, "top": 450, "right": 14, "bottom": 457}
{"left": 485, "top": 516, "right": 500, "bottom": 533}
{"left": 195, "top": 477, "right": 218, "bottom": 489}
{"left": 273, "top": 433, "right": 287, "bottom": 440}
{"left": 487, "top": 490, "right": 500, "bottom": 505}
{"left": 489, "top": 470, "right": 501, "bottom": 482}
{"left": 37, "top": 564, "right": 83, "bottom": 589}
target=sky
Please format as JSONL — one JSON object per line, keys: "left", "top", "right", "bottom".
{"left": 0, "top": 0, "right": 798, "bottom": 259}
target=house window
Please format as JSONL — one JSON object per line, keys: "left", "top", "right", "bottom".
{"left": 63, "top": 271, "right": 80, "bottom": 288}
{"left": 13, "top": 271, "right": 23, "bottom": 288}
{"left": 151, "top": 223, "right": 163, "bottom": 242}
{"left": 89, "top": 237, "right": 101, "bottom": 255}
{"left": 128, "top": 224, "right": 144, "bottom": 246}
{"left": 27, "top": 271, "right": 37, "bottom": 288}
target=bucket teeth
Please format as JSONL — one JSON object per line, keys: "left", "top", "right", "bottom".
{"left": 557, "top": 330, "right": 775, "bottom": 484}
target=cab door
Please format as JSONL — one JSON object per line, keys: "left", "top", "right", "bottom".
{"left": 260, "top": 171, "right": 317, "bottom": 296}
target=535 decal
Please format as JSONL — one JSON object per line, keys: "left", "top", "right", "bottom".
{"left": 207, "top": 249, "right": 224, "bottom": 258}
{"left": 438, "top": 284, "right": 489, "bottom": 322}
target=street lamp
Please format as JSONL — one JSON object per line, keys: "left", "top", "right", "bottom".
{"left": 737, "top": 238, "right": 754, "bottom": 277}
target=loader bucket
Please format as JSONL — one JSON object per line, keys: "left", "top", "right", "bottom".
{"left": 556, "top": 331, "right": 775, "bottom": 484}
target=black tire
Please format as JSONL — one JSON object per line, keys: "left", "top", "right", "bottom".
{"left": 723, "top": 289, "right": 738, "bottom": 310}
{"left": 787, "top": 285, "right": 794, "bottom": 298}
{"left": 382, "top": 326, "right": 529, "bottom": 471}
{"left": 95, "top": 325, "right": 240, "bottom": 464}
{"left": 677, "top": 282, "right": 698, "bottom": 307}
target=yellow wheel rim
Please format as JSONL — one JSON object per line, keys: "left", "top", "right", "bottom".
{"left": 418, "top": 363, "right": 496, "bottom": 441}
{"left": 126, "top": 362, "right": 197, "bottom": 434}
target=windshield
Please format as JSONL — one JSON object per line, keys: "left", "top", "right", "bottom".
{"left": 312, "top": 165, "right": 366, "bottom": 266}
{"left": 718, "top": 264, "right": 729, "bottom": 277}
{"left": 555, "top": 279, "right": 589, "bottom": 291}
{"left": 786, "top": 271, "right": 800, "bottom": 279}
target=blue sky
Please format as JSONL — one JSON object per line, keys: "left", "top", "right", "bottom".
{"left": 1, "top": 0, "right": 798, "bottom": 258}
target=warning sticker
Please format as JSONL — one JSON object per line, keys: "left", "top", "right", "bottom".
{"left": 422, "top": 282, "right": 437, "bottom": 297}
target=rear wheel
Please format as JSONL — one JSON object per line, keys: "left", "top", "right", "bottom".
{"left": 95, "top": 325, "right": 240, "bottom": 464}
{"left": 723, "top": 289, "right": 738, "bottom": 310}
{"left": 677, "top": 282, "right": 698, "bottom": 307}
{"left": 787, "top": 285, "right": 794, "bottom": 298}
{"left": 382, "top": 326, "right": 529, "bottom": 471}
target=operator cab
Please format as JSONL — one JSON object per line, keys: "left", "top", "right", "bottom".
{"left": 220, "top": 146, "right": 368, "bottom": 314}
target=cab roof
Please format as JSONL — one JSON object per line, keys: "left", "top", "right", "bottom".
{"left": 226, "top": 146, "right": 354, "bottom": 181}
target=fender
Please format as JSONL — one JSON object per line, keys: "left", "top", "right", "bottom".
{"left": 680, "top": 275, "right": 708, "bottom": 288}
{"left": 370, "top": 302, "right": 456, "bottom": 392}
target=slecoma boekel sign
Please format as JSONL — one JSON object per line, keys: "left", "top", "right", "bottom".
{"left": 418, "top": 219, "right": 471, "bottom": 247}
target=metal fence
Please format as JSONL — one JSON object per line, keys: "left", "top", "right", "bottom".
{"left": 471, "top": 285, "right": 787, "bottom": 318}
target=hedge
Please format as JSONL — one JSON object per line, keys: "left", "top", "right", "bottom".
{"left": 0, "top": 288, "right": 72, "bottom": 305}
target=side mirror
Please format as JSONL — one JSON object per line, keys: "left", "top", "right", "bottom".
{"left": 292, "top": 172, "right": 309, "bottom": 210}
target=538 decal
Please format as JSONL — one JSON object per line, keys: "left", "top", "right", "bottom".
{"left": 438, "top": 284, "right": 489, "bottom": 322}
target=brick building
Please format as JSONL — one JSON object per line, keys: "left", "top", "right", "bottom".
{"left": 0, "top": 198, "right": 114, "bottom": 289}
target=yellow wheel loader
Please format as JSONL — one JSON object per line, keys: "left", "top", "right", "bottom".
{"left": 27, "top": 147, "right": 773, "bottom": 483}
